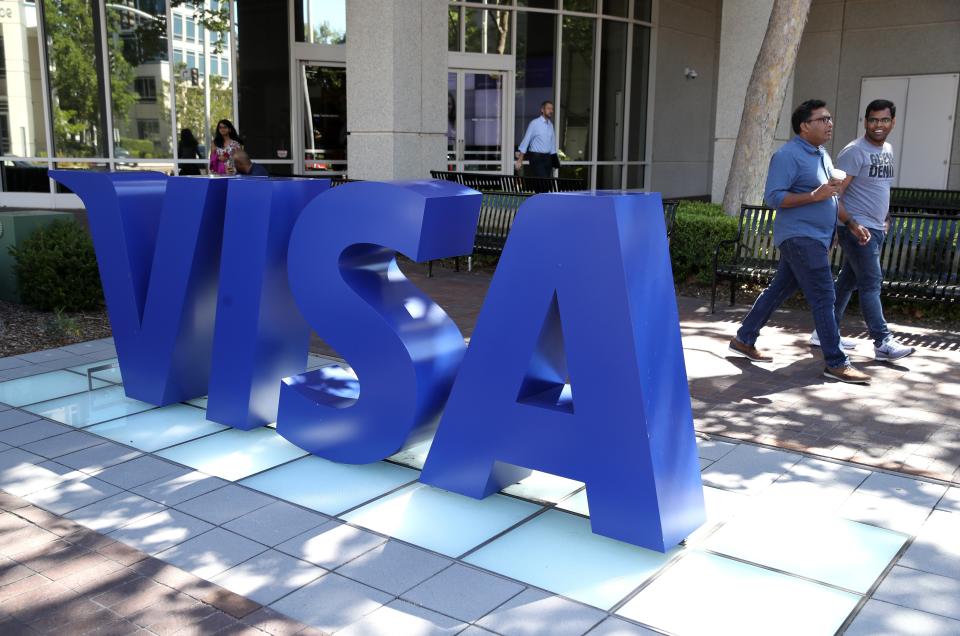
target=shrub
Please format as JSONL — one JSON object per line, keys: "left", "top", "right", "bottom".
{"left": 10, "top": 219, "right": 103, "bottom": 311}
{"left": 670, "top": 203, "right": 739, "bottom": 284}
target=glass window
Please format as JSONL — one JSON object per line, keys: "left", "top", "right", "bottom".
{"left": 518, "top": 0, "right": 558, "bottom": 8}
{"left": 174, "top": 14, "right": 183, "bottom": 38}
{"left": 597, "top": 20, "right": 627, "bottom": 161}
{"left": 296, "top": 0, "right": 346, "bottom": 44}
{"left": 465, "top": 5, "right": 512, "bottom": 55}
{"left": 515, "top": 11, "right": 556, "bottom": 151}
{"left": 200, "top": 54, "right": 206, "bottom": 77}
{"left": 186, "top": 17, "right": 196, "bottom": 42}
{"left": 559, "top": 16, "right": 594, "bottom": 161}
{"left": 173, "top": 48, "right": 183, "bottom": 64}
{"left": 0, "top": 3, "right": 47, "bottom": 163}
{"left": 105, "top": 1, "right": 170, "bottom": 160}
{"left": 635, "top": 0, "right": 652, "bottom": 21}
{"left": 448, "top": 8, "right": 460, "bottom": 52}
{"left": 627, "top": 164, "right": 644, "bottom": 188}
{"left": 597, "top": 164, "right": 622, "bottom": 189}
{"left": 186, "top": 51, "right": 196, "bottom": 68}
{"left": 603, "top": 0, "right": 629, "bottom": 17}
{"left": 135, "top": 77, "right": 158, "bottom": 103}
{"left": 627, "top": 25, "right": 650, "bottom": 162}
{"left": 221, "top": 58, "right": 229, "bottom": 77}
{"left": 44, "top": 0, "right": 106, "bottom": 157}
{"left": 302, "top": 65, "right": 347, "bottom": 174}
{"left": 564, "top": 0, "right": 596, "bottom": 12}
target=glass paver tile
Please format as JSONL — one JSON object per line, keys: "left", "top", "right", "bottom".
{"left": 157, "top": 427, "right": 309, "bottom": 481}
{"left": 66, "top": 358, "right": 122, "bottom": 384}
{"left": 86, "top": 404, "right": 228, "bottom": 452}
{"left": 465, "top": 509, "right": 677, "bottom": 609}
{"left": 23, "top": 385, "right": 156, "bottom": 428}
{"left": 387, "top": 439, "right": 433, "bottom": 470}
{"left": 0, "top": 371, "right": 109, "bottom": 407}
{"left": 617, "top": 551, "right": 860, "bottom": 636}
{"left": 342, "top": 483, "right": 542, "bottom": 557}
{"left": 241, "top": 455, "right": 418, "bottom": 516}
{"left": 703, "top": 510, "right": 908, "bottom": 593}
{"left": 501, "top": 471, "right": 584, "bottom": 504}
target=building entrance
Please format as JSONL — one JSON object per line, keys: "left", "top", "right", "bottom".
{"left": 298, "top": 63, "right": 347, "bottom": 176}
{"left": 447, "top": 69, "right": 511, "bottom": 174}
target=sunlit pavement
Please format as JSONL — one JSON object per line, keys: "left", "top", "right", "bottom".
{"left": 0, "top": 311, "right": 958, "bottom": 635}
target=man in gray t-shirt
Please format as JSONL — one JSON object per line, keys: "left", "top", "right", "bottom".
{"left": 820, "top": 99, "right": 915, "bottom": 361}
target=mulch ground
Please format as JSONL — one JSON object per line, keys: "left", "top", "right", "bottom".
{"left": 0, "top": 301, "right": 112, "bottom": 358}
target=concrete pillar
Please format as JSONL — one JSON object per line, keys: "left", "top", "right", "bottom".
{"left": 710, "top": 0, "right": 793, "bottom": 203}
{"left": 346, "top": 0, "right": 447, "bottom": 180}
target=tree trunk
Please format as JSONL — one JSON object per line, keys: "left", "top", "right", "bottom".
{"left": 721, "top": 0, "right": 812, "bottom": 215}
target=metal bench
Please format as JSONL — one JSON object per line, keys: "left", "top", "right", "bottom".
{"left": 711, "top": 204, "right": 960, "bottom": 312}
{"left": 430, "top": 170, "right": 585, "bottom": 194}
{"left": 890, "top": 187, "right": 960, "bottom": 210}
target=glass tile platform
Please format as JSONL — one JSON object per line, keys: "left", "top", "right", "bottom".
{"left": 1, "top": 347, "right": 957, "bottom": 636}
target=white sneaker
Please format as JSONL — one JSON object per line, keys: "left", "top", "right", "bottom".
{"left": 810, "top": 330, "right": 857, "bottom": 350}
{"left": 874, "top": 336, "right": 916, "bottom": 362}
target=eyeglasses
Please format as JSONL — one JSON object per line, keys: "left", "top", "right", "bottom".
{"left": 806, "top": 115, "right": 833, "bottom": 125}
{"left": 866, "top": 117, "right": 893, "bottom": 125}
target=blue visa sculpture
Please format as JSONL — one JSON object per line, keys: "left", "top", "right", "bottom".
{"left": 51, "top": 170, "right": 705, "bottom": 553}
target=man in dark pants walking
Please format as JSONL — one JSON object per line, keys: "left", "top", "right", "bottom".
{"left": 727, "top": 99, "right": 871, "bottom": 385}
{"left": 515, "top": 101, "right": 557, "bottom": 178}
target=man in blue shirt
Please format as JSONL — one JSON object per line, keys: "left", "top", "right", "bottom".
{"left": 516, "top": 101, "right": 558, "bottom": 178}
{"left": 233, "top": 150, "right": 270, "bottom": 177}
{"left": 728, "top": 99, "right": 871, "bottom": 385}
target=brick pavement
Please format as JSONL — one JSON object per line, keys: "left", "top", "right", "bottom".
{"left": 327, "top": 265, "right": 960, "bottom": 485}
{"left": 0, "top": 491, "right": 324, "bottom": 635}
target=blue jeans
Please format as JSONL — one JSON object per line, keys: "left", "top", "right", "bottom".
{"left": 834, "top": 226, "right": 890, "bottom": 347}
{"left": 736, "top": 236, "right": 848, "bottom": 368}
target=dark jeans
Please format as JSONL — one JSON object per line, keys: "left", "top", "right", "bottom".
{"left": 525, "top": 153, "right": 553, "bottom": 178}
{"left": 736, "top": 236, "right": 848, "bottom": 368}
{"left": 835, "top": 226, "right": 890, "bottom": 347}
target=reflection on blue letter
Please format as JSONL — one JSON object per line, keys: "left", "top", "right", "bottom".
{"left": 206, "top": 178, "right": 331, "bottom": 429}
{"left": 419, "top": 192, "right": 705, "bottom": 552}
{"left": 50, "top": 172, "right": 227, "bottom": 405}
{"left": 278, "top": 181, "right": 481, "bottom": 463}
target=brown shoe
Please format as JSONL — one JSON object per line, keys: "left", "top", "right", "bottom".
{"left": 823, "top": 365, "right": 871, "bottom": 385}
{"left": 728, "top": 338, "right": 773, "bottom": 362}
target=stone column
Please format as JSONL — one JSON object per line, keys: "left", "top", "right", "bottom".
{"left": 710, "top": 0, "right": 794, "bottom": 203}
{"left": 346, "top": 0, "right": 447, "bottom": 180}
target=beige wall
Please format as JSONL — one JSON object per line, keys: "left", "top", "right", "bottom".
{"left": 649, "top": 0, "right": 721, "bottom": 198}
{"left": 794, "top": 0, "right": 960, "bottom": 186}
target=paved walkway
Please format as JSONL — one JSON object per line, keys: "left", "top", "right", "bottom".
{"left": 0, "top": 265, "right": 957, "bottom": 635}
{"left": 364, "top": 266, "right": 960, "bottom": 485}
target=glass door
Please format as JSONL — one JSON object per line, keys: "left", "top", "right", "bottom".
{"left": 300, "top": 63, "right": 347, "bottom": 175}
{"left": 447, "top": 70, "right": 507, "bottom": 173}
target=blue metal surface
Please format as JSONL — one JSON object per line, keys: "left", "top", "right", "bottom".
{"left": 277, "top": 180, "right": 481, "bottom": 464}
{"left": 50, "top": 171, "right": 227, "bottom": 405}
{"left": 206, "top": 178, "right": 331, "bottom": 429}
{"left": 419, "top": 191, "right": 705, "bottom": 552}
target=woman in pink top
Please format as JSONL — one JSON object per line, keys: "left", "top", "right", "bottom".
{"left": 209, "top": 119, "right": 243, "bottom": 175}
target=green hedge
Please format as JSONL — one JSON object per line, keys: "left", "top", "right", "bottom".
{"left": 670, "top": 201, "right": 739, "bottom": 284}
{"left": 10, "top": 219, "right": 103, "bottom": 311}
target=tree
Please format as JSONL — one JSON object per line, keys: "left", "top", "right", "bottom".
{"left": 721, "top": 0, "right": 812, "bottom": 215}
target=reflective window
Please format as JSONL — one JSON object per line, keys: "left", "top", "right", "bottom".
{"left": 628, "top": 25, "right": 650, "bottom": 162}
{"left": 465, "top": 4, "right": 512, "bottom": 55}
{"left": 597, "top": 20, "right": 627, "bottom": 161}
{"left": 174, "top": 14, "right": 183, "bottom": 38}
{"left": 186, "top": 16, "right": 195, "bottom": 41}
{"left": 597, "top": 164, "right": 622, "bottom": 189}
{"left": 564, "top": 0, "right": 596, "bottom": 12}
{"left": 448, "top": 8, "right": 459, "bottom": 52}
{"left": 635, "top": 0, "right": 652, "bottom": 22}
{"left": 0, "top": 2, "right": 47, "bottom": 162}
{"left": 302, "top": 65, "right": 346, "bottom": 174}
{"left": 559, "top": 16, "right": 594, "bottom": 161}
{"left": 627, "top": 164, "right": 643, "bottom": 188}
{"left": 515, "top": 11, "right": 556, "bottom": 151}
{"left": 106, "top": 1, "right": 170, "bottom": 161}
{"left": 296, "top": 0, "right": 346, "bottom": 44}
{"left": 603, "top": 0, "right": 629, "bottom": 17}
{"left": 518, "top": 0, "right": 557, "bottom": 8}
{"left": 44, "top": 0, "right": 105, "bottom": 157}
